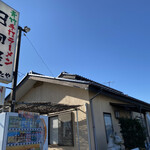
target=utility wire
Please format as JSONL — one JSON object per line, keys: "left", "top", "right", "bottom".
{"left": 18, "top": 71, "right": 25, "bottom": 77}
{"left": 23, "top": 33, "right": 54, "bottom": 77}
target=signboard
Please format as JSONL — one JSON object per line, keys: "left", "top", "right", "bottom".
{"left": 0, "top": 86, "right": 6, "bottom": 105}
{"left": 0, "top": 1, "right": 19, "bottom": 83}
{"left": 6, "top": 111, "right": 48, "bottom": 150}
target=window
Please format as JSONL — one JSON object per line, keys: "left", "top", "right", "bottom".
{"left": 49, "top": 113, "right": 73, "bottom": 146}
{"left": 103, "top": 113, "right": 113, "bottom": 142}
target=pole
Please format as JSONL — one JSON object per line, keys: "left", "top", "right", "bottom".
{"left": 76, "top": 109, "right": 80, "bottom": 150}
{"left": 10, "top": 26, "right": 22, "bottom": 112}
{"left": 85, "top": 103, "right": 92, "bottom": 150}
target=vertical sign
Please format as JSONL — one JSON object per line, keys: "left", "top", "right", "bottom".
{"left": 0, "top": 86, "right": 6, "bottom": 105}
{"left": 0, "top": 1, "right": 19, "bottom": 83}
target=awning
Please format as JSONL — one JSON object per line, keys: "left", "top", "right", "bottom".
{"left": 110, "top": 102, "right": 150, "bottom": 113}
{"left": 0, "top": 102, "right": 80, "bottom": 114}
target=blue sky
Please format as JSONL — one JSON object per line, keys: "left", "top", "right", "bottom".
{"left": 1, "top": 0, "right": 150, "bottom": 103}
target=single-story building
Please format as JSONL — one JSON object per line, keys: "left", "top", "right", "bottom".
{"left": 4, "top": 71, "right": 150, "bottom": 150}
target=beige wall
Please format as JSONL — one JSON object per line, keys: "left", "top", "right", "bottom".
{"left": 18, "top": 82, "right": 91, "bottom": 150}
{"left": 17, "top": 81, "right": 137, "bottom": 150}
{"left": 19, "top": 82, "right": 89, "bottom": 104}
{"left": 89, "top": 92, "right": 128, "bottom": 150}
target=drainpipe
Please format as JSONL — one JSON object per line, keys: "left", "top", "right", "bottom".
{"left": 89, "top": 90, "right": 102, "bottom": 150}
{"left": 139, "top": 106, "right": 144, "bottom": 126}
{"left": 139, "top": 105, "right": 142, "bottom": 118}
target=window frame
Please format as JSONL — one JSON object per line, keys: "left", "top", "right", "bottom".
{"left": 48, "top": 115, "right": 58, "bottom": 146}
{"left": 103, "top": 112, "right": 114, "bottom": 143}
{"left": 48, "top": 113, "right": 74, "bottom": 147}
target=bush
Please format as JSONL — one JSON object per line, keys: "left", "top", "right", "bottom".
{"left": 119, "top": 117, "right": 146, "bottom": 149}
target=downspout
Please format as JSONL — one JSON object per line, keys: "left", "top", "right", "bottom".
{"left": 89, "top": 90, "right": 102, "bottom": 150}
{"left": 139, "top": 105, "right": 142, "bottom": 118}
{"left": 139, "top": 106, "right": 144, "bottom": 126}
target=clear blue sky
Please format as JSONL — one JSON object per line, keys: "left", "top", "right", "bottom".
{"left": 1, "top": 0, "right": 150, "bottom": 103}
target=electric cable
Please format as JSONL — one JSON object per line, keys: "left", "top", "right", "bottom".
{"left": 23, "top": 33, "right": 54, "bottom": 77}
{"left": 18, "top": 71, "right": 25, "bottom": 77}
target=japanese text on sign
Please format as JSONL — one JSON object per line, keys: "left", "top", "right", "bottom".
{"left": 0, "top": 1, "right": 19, "bottom": 83}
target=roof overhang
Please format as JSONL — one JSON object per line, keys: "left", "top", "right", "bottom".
{"left": 110, "top": 102, "right": 150, "bottom": 113}
{"left": 5, "top": 72, "right": 150, "bottom": 113}
{"left": 89, "top": 84, "right": 150, "bottom": 112}
{"left": 5, "top": 73, "right": 89, "bottom": 102}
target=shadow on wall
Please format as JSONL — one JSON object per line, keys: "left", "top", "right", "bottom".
{"left": 42, "top": 83, "right": 89, "bottom": 104}
{"left": 74, "top": 117, "right": 89, "bottom": 150}
{"left": 20, "top": 82, "right": 90, "bottom": 109}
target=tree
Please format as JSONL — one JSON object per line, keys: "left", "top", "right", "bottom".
{"left": 119, "top": 118, "right": 146, "bottom": 149}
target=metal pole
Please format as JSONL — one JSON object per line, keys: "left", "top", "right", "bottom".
{"left": 10, "top": 26, "right": 22, "bottom": 112}
{"left": 76, "top": 109, "right": 80, "bottom": 150}
{"left": 85, "top": 103, "right": 92, "bottom": 150}
{"left": 144, "top": 112, "right": 150, "bottom": 140}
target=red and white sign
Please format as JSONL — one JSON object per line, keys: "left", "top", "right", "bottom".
{"left": 0, "top": 86, "right": 6, "bottom": 105}
{"left": 0, "top": 1, "right": 19, "bottom": 83}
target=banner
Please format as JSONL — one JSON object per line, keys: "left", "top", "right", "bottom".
{"left": 0, "top": 1, "right": 19, "bottom": 83}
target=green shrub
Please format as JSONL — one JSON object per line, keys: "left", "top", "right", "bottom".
{"left": 119, "top": 117, "right": 146, "bottom": 149}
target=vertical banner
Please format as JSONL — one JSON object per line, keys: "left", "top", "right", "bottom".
{"left": 0, "top": 86, "right": 6, "bottom": 105}
{"left": 0, "top": 1, "right": 19, "bottom": 83}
